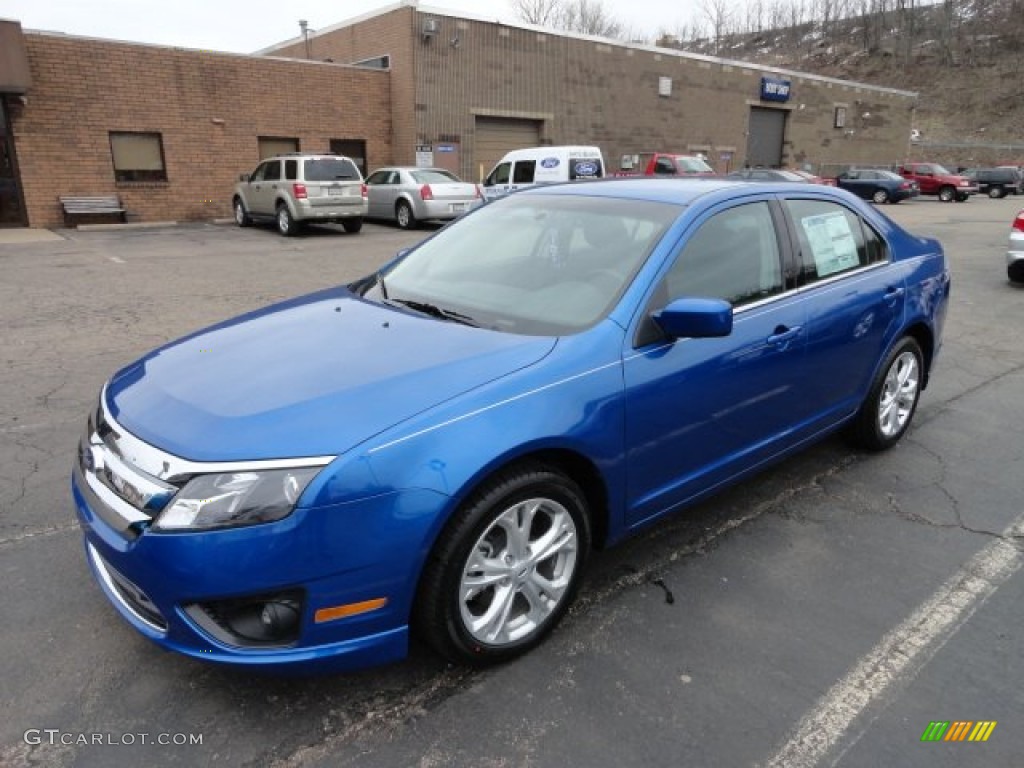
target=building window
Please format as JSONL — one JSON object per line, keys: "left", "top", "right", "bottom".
{"left": 258, "top": 136, "right": 299, "bottom": 159}
{"left": 110, "top": 132, "right": 167, "bottom": 182}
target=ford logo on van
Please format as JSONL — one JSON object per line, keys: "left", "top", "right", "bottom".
{"left": 574, "top": 161, "right": 599, "bottom": 177}
{"left": 540, "top": 157, "right": 560, "bottom": 169}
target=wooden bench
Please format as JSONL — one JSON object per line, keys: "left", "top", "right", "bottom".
{"left": 58, "top": 195, "right": 126, "bottom": 227}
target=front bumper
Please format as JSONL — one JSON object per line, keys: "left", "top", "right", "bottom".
{"left": 72, "top": 458, "right": 441, "bottom": 673}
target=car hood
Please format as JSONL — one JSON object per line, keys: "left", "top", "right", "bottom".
{"left": 106, "top": 288, "right": 556, "bottom": 462}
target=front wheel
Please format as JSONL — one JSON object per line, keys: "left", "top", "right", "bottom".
{"left": 872, "top": 188, "right": 890, "bottom": 204}
{"left": 233, "top": 198, "right": 251, "bottom": 227}
{"left": 415, "top": 465, "right": 591, "bottom": 666}
{"left": 938, "top": 186, "right": 955, "bottom": 202}
{"left": 849, "top": 337, "right": 924, "bottom": 451}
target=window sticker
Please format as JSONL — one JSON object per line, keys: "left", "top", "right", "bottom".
{"left": 801, "top": 211, "right": 859, "bottom": 276}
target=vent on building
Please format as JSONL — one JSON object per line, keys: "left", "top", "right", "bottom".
{"left": 658, "top": 77, "right": 672, "bottom": 97}
{"left": 422, "top": 18, "right": 439, "bottom": 40}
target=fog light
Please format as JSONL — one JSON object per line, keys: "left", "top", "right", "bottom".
{"left": 184, "top": 590, "right": 304, "bottom": 648}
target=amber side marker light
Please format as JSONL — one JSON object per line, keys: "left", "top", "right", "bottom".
{"left": 315, "top": 598, "right": 388, "bottom": 624}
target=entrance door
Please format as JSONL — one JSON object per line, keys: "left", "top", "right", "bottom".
{"left": 0, "top": 98, "right": 26, "bottom": 227}
{"left": 746, "top": 107, "right": 787, "bottom": 168}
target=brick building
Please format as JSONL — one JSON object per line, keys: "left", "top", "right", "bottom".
{"left": 0, "top": 2, "right": 916, "bottom": 229}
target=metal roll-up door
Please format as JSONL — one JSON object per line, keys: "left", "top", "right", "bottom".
{"left": 745, "top": 107, "right": 787, "bottom": 168}
{"left": 474, "top": 117, "right": 542, "bottom": 182}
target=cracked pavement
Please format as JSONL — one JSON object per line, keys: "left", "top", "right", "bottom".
{"left": 1, "top": 202, "right": 1023, "bottom": 768}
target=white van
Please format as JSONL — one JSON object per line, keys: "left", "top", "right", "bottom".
{"left": 481, "top": 146, "right": 605, "bottom": 201}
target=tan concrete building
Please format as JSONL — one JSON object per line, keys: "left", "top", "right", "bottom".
{"left": 0, "top": 2, "right": 917, "bottom": 229}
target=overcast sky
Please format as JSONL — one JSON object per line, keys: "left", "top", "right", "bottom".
{"left": 0, "top": 0, "right": 701, "bottom": 53}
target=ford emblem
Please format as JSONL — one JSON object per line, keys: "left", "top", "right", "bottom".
{"left": 575, "top": 161, "right": 598, "bottom": 176}
{"left": 540, "top": 157, "right": 560, "bottom": 169}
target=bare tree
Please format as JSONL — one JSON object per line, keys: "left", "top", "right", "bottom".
{"left": 699, "top": 0, "right": 734, "bottom": 54}
{"left": 559, "top": 0, "right": 623, "bottom": 37}
{"left": 513, "top": 0, "right": 563, "bottom": 27}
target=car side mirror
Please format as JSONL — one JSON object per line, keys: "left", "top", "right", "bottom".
{"left": 238, "top": 173, "right": 250, "bottom": 182}
{"left": 653, "top": 297, "right": 733, "bottom": 339}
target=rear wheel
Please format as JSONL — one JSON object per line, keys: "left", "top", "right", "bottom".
{"left": 938, "top": 186, "right": 955, "bottom": 202}
{"left": 415, "top": 464, "right": 591, "bottom": 666}
{"left": 872, "top": 188, "right": 889, "bottom": 204}
{"left": 276, "top": 204, "right": 298, "bottom": 237}
{"left": 396, "top": 200, "right": 417, "bottom": 230}
{"left": 849, "top": 337, "right": 923, "bottom": 451}
{"left": 341, "top": 217, "right": 363, "bottom": 234}
{"left": 988, "top": 186, "right": 1006, "bottom": 199}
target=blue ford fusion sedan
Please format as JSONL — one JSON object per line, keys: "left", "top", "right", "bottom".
{"left": 73, "top": 179, "right": 950, "bottom": 673}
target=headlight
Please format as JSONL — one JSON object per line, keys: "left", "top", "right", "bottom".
{"left": 153, "top": 467, "right": 321, "bottom": 531}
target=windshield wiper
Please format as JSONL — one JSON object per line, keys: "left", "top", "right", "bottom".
{"left": 389, "top": 298, "right": 478, "bottom": 327}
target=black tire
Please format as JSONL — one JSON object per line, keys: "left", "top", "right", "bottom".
{"left": 988, "top": 186, "right": 1006, "bottom": 199}
{"left": 341, "top": 217, "right": 363, "bottom": 234}
{"left": 872, "top": 188, "right": 889, "bottom": 204}
{"left": 395, "top": 200, "right": 417, "bottom": 230}
{"left": 938, "top": 186, "right": 955, "bottom": 202}
{"left": 276, "top": 204, "right": 298, "bottom": 237}
{"left": 414, "top": 464, "right": 592, "bottom": 666}
{"left": 954, "top": 192, "right": 968, "bottom": 202}
{"left": 1009, "top": 261, "right": 1024, "bottom": 284}
{"left": 849, "top": 337, "right": 924, "bottom": 451}
{"left": 233, "top": 197, "right": 251, "bottom": 227}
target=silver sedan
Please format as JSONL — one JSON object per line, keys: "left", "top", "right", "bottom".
{"left": 365, "top": 167, "right": 481, "bottom": 229}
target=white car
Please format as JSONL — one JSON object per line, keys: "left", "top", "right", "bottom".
{"left": 1009, "top": 209, "right": 1024, "bottom": 283}
{"left": 365, "top": 167, "right": 481, "bottom": 229}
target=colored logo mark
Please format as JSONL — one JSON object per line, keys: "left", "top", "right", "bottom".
{"left": 920, "top": 721, "right": 997, "bottom": 742}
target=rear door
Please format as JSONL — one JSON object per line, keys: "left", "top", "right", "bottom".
{"left": 781, "top": 196, "right": 905, "bottom": 427}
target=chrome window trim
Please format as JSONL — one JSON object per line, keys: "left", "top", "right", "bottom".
{"left": 98, "top": 385, "right": 336, "bottom": 483}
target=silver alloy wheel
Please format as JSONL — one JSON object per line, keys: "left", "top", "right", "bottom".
{"left": 396, "top": 202, "right": 411, "bottom": 229}
{"left": 459, "top": 496, "right": 578, "bottom": 647}
{"left": 873, "top": 188, "right": 888, "bottom": 204}
{"left": 234, "top": 200, "right": 246, "bottom": 225}
{"left": 877, "top": 350, "right": 920, "bottom": 438}
{"left": 277, "top": 207, "right": 291, "bottom": 234}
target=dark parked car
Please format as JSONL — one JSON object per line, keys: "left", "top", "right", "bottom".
{"left": 725, "top": 168, "right": 810, "bottom": 183}
{"left": 835, "top": 169, "right": 920, "bottom": 204}
{"left": 963, "top": 167, "right": 1022, "bottom": 198}
{"left": 73, "top": 179, "right": 949, "bottom": 673}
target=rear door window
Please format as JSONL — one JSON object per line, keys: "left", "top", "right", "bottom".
{"left": 569, "top": 158, "right": 603, "bottom": 180}
{"left": 785, "top": 199, "right": 888, "bottom": 283}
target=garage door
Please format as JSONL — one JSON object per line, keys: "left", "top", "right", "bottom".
{"left": 746, "top": 107, "right": 787, "bottom": 168}
{"left": 474, "top": 117, "right": 541, "bottom": 183}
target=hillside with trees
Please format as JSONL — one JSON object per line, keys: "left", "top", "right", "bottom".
{"left": 514, "top": 0, "right": 1024, "bottom": 164}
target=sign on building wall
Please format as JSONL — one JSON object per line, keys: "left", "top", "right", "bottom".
{"left": 760, "top": 76, "right": 791, "bottom": 103}
{"left": 415, "top": 144, "right": 434, "bottom": 167}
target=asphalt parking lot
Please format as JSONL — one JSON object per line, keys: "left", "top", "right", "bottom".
{"left": 2, "top": 198, "right": 1023, "bottom": 768}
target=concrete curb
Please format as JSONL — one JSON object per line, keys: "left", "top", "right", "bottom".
{"left": 75, "top": 221, "right": 179, "bottom": 231}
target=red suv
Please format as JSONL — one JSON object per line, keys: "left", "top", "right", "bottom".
{"left": 897, "top": 163, "right": 978, "bottom": 202}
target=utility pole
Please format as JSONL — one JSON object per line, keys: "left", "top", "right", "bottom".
{"left": 299, "top": 20, "right": 311, "bottom": 59}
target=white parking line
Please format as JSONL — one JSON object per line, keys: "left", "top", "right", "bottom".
{"left": 763, "top": 515, "right": 1024, "bottom": 768}
{"left": 108, "top": 256, "right": 125, "bottom": 264}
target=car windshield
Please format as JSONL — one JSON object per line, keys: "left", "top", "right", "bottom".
{"left": 677, "top": 157, "right": 714, "bottom": 174}
{"left": 410, "top": 169, "right": 461, "bottom": 184}
{"left": 304, "top": 158, "right": 360, "bottom": 181}
{"left": 359, "top": 193, "right": 680, "bottom": 336}
{"left": 924, "top": 163, "right": 952, "bottom": 175}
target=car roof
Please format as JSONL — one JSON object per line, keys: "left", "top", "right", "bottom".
{"left": 517, "top": 177, "right": 843, "bottom": 206}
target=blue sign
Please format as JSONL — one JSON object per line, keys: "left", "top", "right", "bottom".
{"left": 574, "top": 161, "right": 598, "bottom": 177}
{"left": 540, "top": 157, "right": 560, "bottom": 169}
{"left": 760, "top": 76, "right": 791, "bottom": 102}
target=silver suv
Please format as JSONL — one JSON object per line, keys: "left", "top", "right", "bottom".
{"left": 233, "top": 154, "right": 367, "bottom": 236}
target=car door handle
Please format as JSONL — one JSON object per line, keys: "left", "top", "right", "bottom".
{"left": 884, "top": 285, "right": 906, "bottom": 301}
{"left": 767, "top": 325, "right": 802, "bottom": 346}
